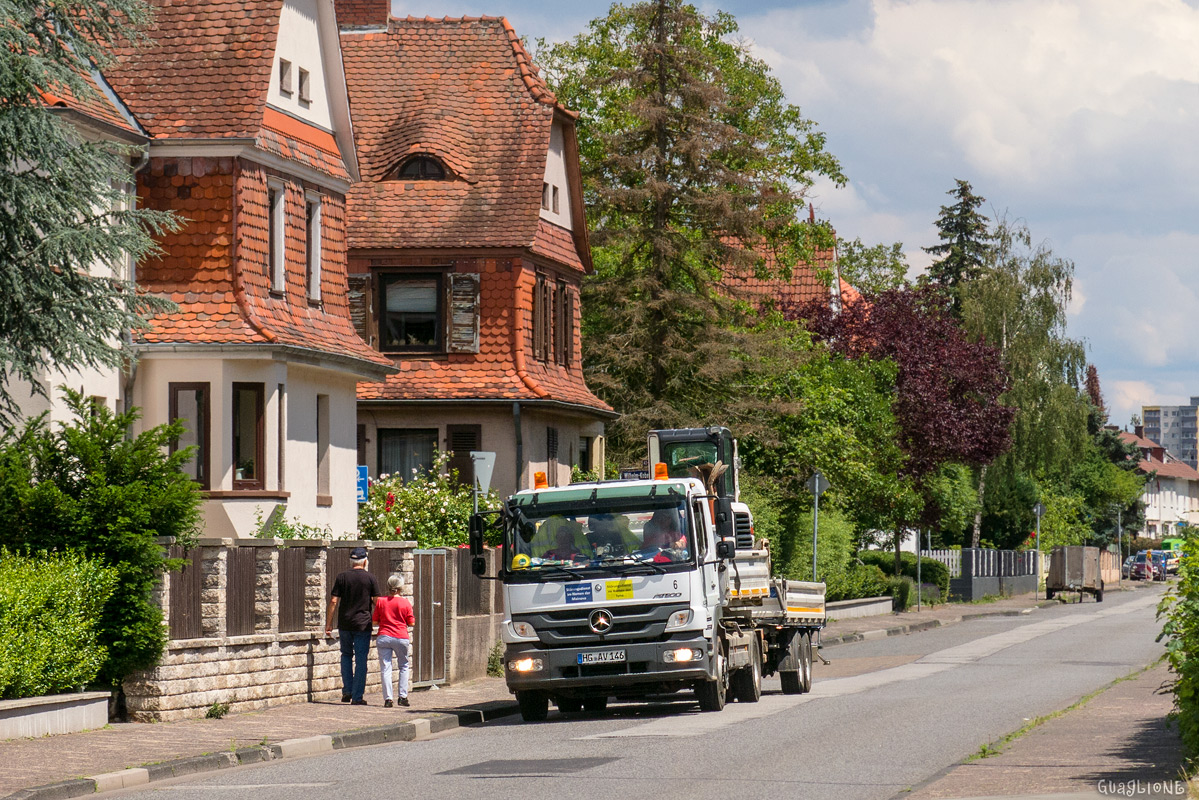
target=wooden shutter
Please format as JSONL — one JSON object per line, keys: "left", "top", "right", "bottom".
{"left": 347, "top": 273, "right": 373, "bottom": 345}
{"left": 446, "top": 424, "right": 481, "bottom": 487}
{"left": 447, "top": 273, "right": 479, "bottom": 353}
{"left": 356, "top": 423, "right": 367, "bottom": 467}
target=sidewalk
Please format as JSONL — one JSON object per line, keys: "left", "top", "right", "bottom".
{"left": 908, "top": 661, "right": 1189, "bottom": 799}
{"left": 0, "top": 582, "right": 1173, "bottom": 800}
{"left": 0, "top": 678, "right": 515, "bottom": 799}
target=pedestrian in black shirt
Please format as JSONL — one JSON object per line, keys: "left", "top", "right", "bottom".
{"left": 325, "top": 547, "right": 381, "bottom": 705}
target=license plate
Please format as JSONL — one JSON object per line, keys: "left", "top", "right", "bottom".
{"left": 577, "top": 649, "right": 626, "bottom": 665}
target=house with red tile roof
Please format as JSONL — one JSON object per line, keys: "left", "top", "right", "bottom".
{"left": 24, "top": 0, "right": 397, "bottom": 538}
{"left": 718, "top": 227, "right": 862, "bottom": 319}
{"left": 335, "top": 6, "right": 615, "bottom": 497}
{"left": 1119, "top": 427, "right": 1199, "bottom": 537}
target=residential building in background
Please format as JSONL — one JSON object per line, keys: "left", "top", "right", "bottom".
{"left": 1142, "top": 399, "right": 1199, "bottom": 469}
{"left": 40, "top": 0, "right": 397, "bottom": 539}
{"left": 1119, "top": 428, "right": 1199, "bottom": 537}
{"left": 336, "top": 5, "right": 615, "bottom": 498}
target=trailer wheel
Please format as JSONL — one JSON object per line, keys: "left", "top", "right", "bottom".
{"left": 799, "top": 633, "right": 813, "bottom": 694}
{"left": 780, "top": 670, "right": 802, "bottom": 694}
{"left": 1096, "top": 581, "right": 1104, "bottom": 603}
{"left": 1046, "top": 588, "right": 1055, "bottom": 600}
{"left": 731, "top": 637, "right": 762, "bottom": 703}
{"left": 696, "top": 652, "right": 728, "bottom": 712}
{"left": 517, "top": 690, "right": 549, "bottom": 722}
{"left": 583, "top": 696, "right": 608, "bottom": 713}
{"left": 556, "top": 696, "right": 582, "bottom": 713}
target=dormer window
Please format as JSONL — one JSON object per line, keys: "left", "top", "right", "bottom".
{"left": 388, "top": 156, "right": 447, "bottom": 181}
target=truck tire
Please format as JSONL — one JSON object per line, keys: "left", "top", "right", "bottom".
{"left": 731, "top": 638, "right": 762, "bottom": 703}
{"left": 799, "top": 633, "right": 813, "bottom": 694}
{"left": 696, "top": 653, "right": 728, "bottom": 712}
{"left": 1046, "top": 588, "right": 1055, "bottom": 600}
{"left": 779, "top": 630, "right": 804, "bottom": 695}
{"left": 517, "top": 690, "right": 549, "bottom": 722}
{"left": 780, "top": 670, "right": 802, "bottom": 694}
{"left": 1096, "top": 581, "right": 1104, "bottom": 603}
{"left": 583, "top": 696, "right": 608, "bottom": 712}
{"left": 556, "top": 697, "right": 582, "bottom": 713}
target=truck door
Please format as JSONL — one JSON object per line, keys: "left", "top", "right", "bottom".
{"left": 693, "top": 498, "right": 723, "bottom": 611}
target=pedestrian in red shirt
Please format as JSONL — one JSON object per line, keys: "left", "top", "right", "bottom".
{"left": 373, "top": 574, "right": 415, "bottom": 707}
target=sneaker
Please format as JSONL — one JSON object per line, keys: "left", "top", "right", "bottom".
{"left": 384, "top": 699, "right": 393, "bottom": 708}
{"left": 398, "top": 697, "right": 410, "bottom": 707}
{"left": 341, "top": 694, "right": 351, "bottom": 703}
{"left": 351, "top": 699, "right": 368, "bottom": 706}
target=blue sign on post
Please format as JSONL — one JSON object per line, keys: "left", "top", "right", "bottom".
{"left": 356, "top": 465, "right": 369, "bottom": 503}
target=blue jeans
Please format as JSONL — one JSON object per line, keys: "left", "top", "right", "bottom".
{"left": 339, "top": 629, "right": 372, "bottom": 701}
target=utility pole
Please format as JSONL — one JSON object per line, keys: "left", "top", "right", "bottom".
{"left": 1033, "top": 502, "right": 1046, "bottom": 600}
{"left": 806, "top": 471, "right": 829, "bottom": 582}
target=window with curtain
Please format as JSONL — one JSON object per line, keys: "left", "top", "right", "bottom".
{"left": 379, "top": 274, "right": 441, "bottom": 351}
{"left": 377, "top": 428, "right": 438, "bottom": 481}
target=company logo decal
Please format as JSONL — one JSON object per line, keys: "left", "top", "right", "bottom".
{"left": 589, "top": 608, "right": 614, "bottom": 635}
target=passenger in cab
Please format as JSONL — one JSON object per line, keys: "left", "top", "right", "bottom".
{"left": 643, "top": 508, "right": 688, "bottom": 563}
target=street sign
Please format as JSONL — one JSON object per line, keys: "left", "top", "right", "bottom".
{"left": 356, "top": 465, "right": 369, "bottom": 503}
{"left": 621, "top": 470, "right": 650, "bottom": 480}
{"left": 806, "top": 471, "right": 830, "bottom": 496}
{"left": 470, "top": 451, "right": 496, "bottom": 494}
{"left": 1033, "top": 502, "right": 1046, "bottom": 518}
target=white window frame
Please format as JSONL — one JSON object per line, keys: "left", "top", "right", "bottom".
{"left": 268, "top": 179, "right": 286, "bottom": 294}
{"left": 305, "top": 191, "right": 322, "bottom": 302}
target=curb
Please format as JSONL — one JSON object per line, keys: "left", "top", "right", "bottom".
{"left": 3, "top": 701, "right": 519, "bottom": 800}
{"left": 818, "top": 604, "right": 1044, "bottom": 648}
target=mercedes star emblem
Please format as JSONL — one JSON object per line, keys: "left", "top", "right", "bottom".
{"left": 588, "top": 608, "right": 613, "bottom": 635}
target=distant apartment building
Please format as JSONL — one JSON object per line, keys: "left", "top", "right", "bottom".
{"left": 1142, "top": 400, "right": 1199, "bottom": 469}
{"left": 1120, "top": 428, "right": 1199, "bottom": 537}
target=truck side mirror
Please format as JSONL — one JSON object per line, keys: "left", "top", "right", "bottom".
{"left": 713, "top": 497, "right": 736, "bottom": 540}
{"left": 468, "top": 514, "right": 484, "bottom": 556}
{"left": 716, "top": 540, "right": 735, "bottom": 560}
{"left": 471, "top": 555, "right": 487, "bottom": 576}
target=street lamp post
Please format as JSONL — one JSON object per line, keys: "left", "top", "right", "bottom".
{"left": 1033, "top": 502, "right": 1046, "bottom": 600}
{"left": 1117, "top": 508, "right": 1123, "bottom": 585}
{"left": 806, "top": 471, "right": 829, "bottom": 582}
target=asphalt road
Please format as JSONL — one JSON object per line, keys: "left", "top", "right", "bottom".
{"left": 111, "top": 585, "right": 1168, "bottom": 800}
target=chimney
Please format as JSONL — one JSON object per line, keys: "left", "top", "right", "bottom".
{"left": 1135, "top": 425, "right": 1144, "bottom": 439}
{"left": 334, "top": 0, "right": 390, "bottom": 28}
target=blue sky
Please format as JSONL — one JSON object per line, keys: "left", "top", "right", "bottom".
{"left": 399, "top": 0, "right": 1199, "bottom": 429}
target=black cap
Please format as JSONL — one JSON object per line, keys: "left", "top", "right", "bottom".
{"left": 350, "top": 547, "right": 368, "bottom": 559}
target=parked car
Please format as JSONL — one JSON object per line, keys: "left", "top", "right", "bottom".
{"left": 1130, "top": 552, "right": 1156, "bottom": 581}
{"left": 1122, "top": 555, "right": 1135, "bottom": 579}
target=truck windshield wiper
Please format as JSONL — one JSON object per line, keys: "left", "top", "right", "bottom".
{"left": 622, "top": 557, "right": 668, "bottom": 575}
{"left": 537, "top": 564, "right": 585, "bottom": 580}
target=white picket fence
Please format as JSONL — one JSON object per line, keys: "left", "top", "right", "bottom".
{"left": 920, "top": 548, "right": 962, "bottom": 578}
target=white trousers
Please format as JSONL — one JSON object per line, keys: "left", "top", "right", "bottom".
{"left": 376, "top": 635, "right": 410, "bottom": 701}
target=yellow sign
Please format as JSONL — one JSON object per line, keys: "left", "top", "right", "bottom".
{"left": 606, "top": 579, "right": 634, "bottom": 600}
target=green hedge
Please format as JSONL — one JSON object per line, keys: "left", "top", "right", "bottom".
{"left": 827, "top": 563, "right": 889, "bottom": 602}
{"left": 1159, "top": 532, "right": 1199, "bottom": 762}
{"left": 858, "top": 550, "right": 951, "bottom": 600}
{"left": 0, "top": 549, "right": 117, "bottom": 699}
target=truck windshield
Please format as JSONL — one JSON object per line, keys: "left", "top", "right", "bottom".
{"left": 506, "top": 500, "right": 694, "bottom": 575}
{"left": 661, "top": 442, "right": 719, "bottom": 480}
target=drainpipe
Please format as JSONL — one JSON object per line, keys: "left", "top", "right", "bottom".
{"left": 122, "top": 145, "right": 152, "bottom": 420}
{"left": 513, "top": 401, "right": 523, "bottom": 491}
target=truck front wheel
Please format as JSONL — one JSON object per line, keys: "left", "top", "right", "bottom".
{"left": 799, "top": 633, "right": 813, "bottom": 694}
{"left": 696, "top": 653, "right": 728, "bottom": 712}
{"left": 517, "top": 690, "right": 549, "bottom": 722}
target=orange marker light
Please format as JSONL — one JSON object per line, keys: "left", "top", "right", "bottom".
{"left": 654, "top": 462, "right": 668, "bottom": 480}
{"left": 534, "top": 471, "right": 548, "bottom": 489}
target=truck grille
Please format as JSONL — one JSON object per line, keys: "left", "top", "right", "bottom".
{"left": 734, "top": 511, "right": 754, "bottom": 550}
{"left": 513, "top": 603, "right": 689, "bottom": 647}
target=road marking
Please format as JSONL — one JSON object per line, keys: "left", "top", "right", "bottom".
{"left": 154, "top": 784, "right": 337, "bottom": 790}
{"left": 575, "top": 593, "right": 1161, "bottom": 739}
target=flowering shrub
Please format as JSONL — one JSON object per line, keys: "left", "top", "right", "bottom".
{"left": 358, "top": 450, "right": 501, "bottom": 547}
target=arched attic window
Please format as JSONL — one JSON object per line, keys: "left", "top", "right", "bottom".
{"left": 386, "top": 155, "right": 447, "bottom": 181}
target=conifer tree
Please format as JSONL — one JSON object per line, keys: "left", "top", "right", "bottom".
{"left": 924, "top": 179, "right": 991, "bottom": 315}
{"left": 0, "top": 0, "right": 178, "bottom": 424}
{"left": 540, "top": 0, "right": 845, "bottom": 461}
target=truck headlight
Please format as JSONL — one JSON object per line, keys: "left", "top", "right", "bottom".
{"left": 507, "top": 657, "right": 544, "bottom": 673}
{"left": 664, "top": 609, "right": 692, "bottom": 631}
{"left": 509, "top": 621, "right": 538, "bottom": 639}
{"left": 663, "top": 648, "right": 701, "bottom": 663}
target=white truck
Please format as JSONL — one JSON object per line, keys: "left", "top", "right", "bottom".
{"left": 468, "top": 426, "right": 826, "bottom": 722}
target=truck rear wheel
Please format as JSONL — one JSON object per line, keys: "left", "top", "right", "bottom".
{"left": 731, "top": 637, "right": 762, "bottom": 703}
{"left": 517, "top": 690, "right": 549, "bottom": 722}
{"left": 583, "top": 696, "right": 608, "bottom": 712}
{"left": 799, "top": 632, "right": 813, "bottom": 694}
{"left": 779, "top": 630, "right": 804, "bottom": 695}
{"left": 696, "top": 653, "right": 727, "bottom": 712}
{"left": 556, "top": 696, "right": 582, "bottom": 713}
{"left": 780, "top": 671, "right": 802, "bottom": 694}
